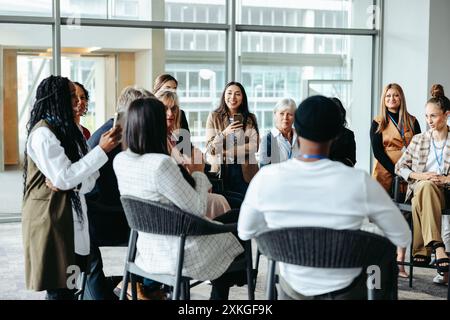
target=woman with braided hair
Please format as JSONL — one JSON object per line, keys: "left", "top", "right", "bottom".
{"left": 22, "top": 75, "right": 121, "bottom": 299}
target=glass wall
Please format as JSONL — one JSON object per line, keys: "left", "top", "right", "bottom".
{"left": 239, "top": 0, "right": 375, "bottom": 29}
{"left": 1, "top": 0, "right": 379, "bottom": 172}
{"left": 0, "top": 0, "right": 52, "bottom": 17}
{"left": 238, "top": 32, "right": 373, "bottom": 168}
{"left": 60, "top": 0, "right": 151, "bottom": 20}
{"left": 0, "top": 23, "right": 52, "bottom": 163}
{"left": 60, "top": 0, "right": 227, "bottom": 22}
{"left": 165, "top": 28, "right": 226, "bottom": 150}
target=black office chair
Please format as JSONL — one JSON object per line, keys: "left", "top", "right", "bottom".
{"left": 392, "top": 176, "right": 450, "bottom": 299}
{"left": 256, "top": 227, "right": 398, "bottom": 300}
{"left": 119, "top": 195, "right": 255, "bottom": 300}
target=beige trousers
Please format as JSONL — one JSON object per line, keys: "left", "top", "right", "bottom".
{"left": 411, "top": 180, "right": 445, "bottom": 256}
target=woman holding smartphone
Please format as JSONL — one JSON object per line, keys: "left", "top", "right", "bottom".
{"left": 206, "top": 82, "right": 259, "bottom": 197}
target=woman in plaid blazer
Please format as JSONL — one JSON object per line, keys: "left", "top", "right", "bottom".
{"left": 395, "top": 96, "right": 450, "bottom": 283}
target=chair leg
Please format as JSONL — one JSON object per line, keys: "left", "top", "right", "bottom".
{"left": 185, "top": 281, "right": 191, "bottom": 300}
{"left": 245, "top": 242, "right": 255, "bottom": 300}
{"left": 448, "top": 272, "right": 450, "bottom": 301}
{"left": 409, "top": 221, "right": 414, "bottom": 288}
{"left": 254, "top": 249, "right": 261, "bottom": 288}
{"left": 255, "top": 249, "right": 261, "bottom": 274}
{"left": 120, "top": 271, "right": 129, "bottom": 301}
{"left": 180, "top": 282, "right": 185, "bottom": 300}
{"left": 78, "top": 271, "right": 88, "bottom": 300}
{"left": 173, "top": 236, "right": 186, "bottom": 301}
{"left": 266, "top": 260, "right": 276, "bottom": 300}
{"left": 130, "top": 274, "right": 137, "bottom": 300}
{"left": 181, "top": 280, "right": 190, "bottom": 300}
{"left": 173, "top": 277, "right": 180, "bottom": 301}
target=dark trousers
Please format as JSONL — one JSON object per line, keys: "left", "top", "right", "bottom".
{"left": 210, "top": 210, "right": 247, "bottom": 300}
{"left": 45, "top": 254, "right": 88, "bottom": 300}
{"left": 223, "top": 164, "right": 249, "bottom": 197}
{"left": 46, "top": 288, "right": 78, "bottom": 300}
{"left": 83, "top": 245, "right": 118, "bottom": 300}
{"left": 84, "top": 200, "right": 129, "bottom": 300}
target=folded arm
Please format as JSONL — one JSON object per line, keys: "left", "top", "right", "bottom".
{"left": 27, "top": 127, "right": 107, "bottom": 191}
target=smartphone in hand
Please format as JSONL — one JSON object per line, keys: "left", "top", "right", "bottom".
{"left": 113, "top": 112, "right": 122, "bottom": 128}
{"left": 234, "top": 113, "right": 243, "bottom": 124}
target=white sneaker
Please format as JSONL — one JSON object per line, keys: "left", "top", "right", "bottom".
{"left": 433, "top": 274, "right": 445, "bottom": 285}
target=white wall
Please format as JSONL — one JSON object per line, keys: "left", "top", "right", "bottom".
{"left": 428, "top": 0, "right": 450, "bottom": 100}
{"left": 135, "top": 50, "right": 152, "bottom": 90}
{"left": 382, "top": 0, "right": 430, "bottom": 130}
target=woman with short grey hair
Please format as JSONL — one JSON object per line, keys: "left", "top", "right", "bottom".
{"left": 116, "top": 86, "right": 154, "bottom": 113}
{"left": 258, "top": 98, "right": 300, "bottom": 167}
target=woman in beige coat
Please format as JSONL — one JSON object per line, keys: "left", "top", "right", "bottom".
{"left": 206, "top": 82, "right": 259, "bottom": 198}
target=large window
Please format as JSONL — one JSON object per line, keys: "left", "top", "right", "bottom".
{"left": 239, "top": 33, "right": 373, "bottom": 169}
{"left": 165, "top": 29, "right": 226, "bottom": 151}
{"left": 0, "top": 0, "right": 52, "bottom": 17}
{"left": 61, "top": 0, "right": 151, "bottom": 20}
{"left": 239, "top": 0, "right": 375, "bottom": 29}
{"left": 0, "top": 23, "right": 52, "bottom": 165}
{"left": 1, "top": 0, "right": 379, "bottom": 173}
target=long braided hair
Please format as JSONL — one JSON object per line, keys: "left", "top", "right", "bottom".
{"left": 23, "top": 75, "right": 88, "bottom": 223}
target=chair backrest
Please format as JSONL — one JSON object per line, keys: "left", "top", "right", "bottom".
{"left": 256, "top": 227, "right": 396, "bottom": 268}
{"left": 120, "top": 195, "right": 236, "bottom": 236}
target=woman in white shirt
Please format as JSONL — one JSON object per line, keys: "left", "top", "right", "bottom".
{"left": 22, "top": 75, "right": 120, "bottom": 299}
{"left": 113, "top": 97, "right": 244, "bottom": 300}
{"left": 258, "top": 98, "right": 300, "bottom": 167}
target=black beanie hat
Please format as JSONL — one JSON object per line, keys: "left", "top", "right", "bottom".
{"left": 294, "top": 95, "right": 343, "bottom": 142}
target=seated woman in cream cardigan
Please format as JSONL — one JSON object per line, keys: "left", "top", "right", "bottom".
{"left": 113, "top": 97, "right": 244, "bottom": 299}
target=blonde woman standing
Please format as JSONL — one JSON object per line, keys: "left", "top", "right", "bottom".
{"left": 371, "top": 83, "right": 421, "bottom": 192}
{"left": 370, "top": 83, "right": 421, "bottom": 278}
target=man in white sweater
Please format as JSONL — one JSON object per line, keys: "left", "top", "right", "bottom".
{"left": 238, "top": 95, "right": 411, "bottom": 299}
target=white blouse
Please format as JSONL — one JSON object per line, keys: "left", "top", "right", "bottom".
{"left": 257, "top": 127, "right": 300, "bottom": 167}
{"left": 26, "top": 126, "right": 107, "bottom": 255}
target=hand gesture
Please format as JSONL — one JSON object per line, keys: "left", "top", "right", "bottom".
{"left": 222, "top": 121, "right": 243, "bottom": 137}
{"left": 99, "top": 125, "right": 122, "bottom": 153}
{"left": 429, "top": 174, "right": 448, "bottom": 187}
{"left": 45, "top": 178, "right": 59, "bottom": 192}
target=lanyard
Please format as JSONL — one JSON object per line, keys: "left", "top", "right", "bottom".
{"left": 287, "top": 148, "right": 292, "bottom": 159}
{"left": 432, "top": 136, "right": 445, "bottom": 174}
{"left": 387, "top": 113, "right": 407, "bottom": 147}
{"left": 281, "top": 136, "right": 293, "bottom": 159}
{"left": 299, "top": 154, "right": 327, "bottom": 160}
